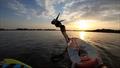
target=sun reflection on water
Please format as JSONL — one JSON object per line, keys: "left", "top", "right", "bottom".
{"left": 79, "top": 31, "right": 86, "bottom": 40}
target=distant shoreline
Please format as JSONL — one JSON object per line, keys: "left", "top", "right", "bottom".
{"left": 0, "top": 28, "right": 120, "bottom": 33}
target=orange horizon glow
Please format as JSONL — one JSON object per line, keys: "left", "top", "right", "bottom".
{"left": 76, "top": 20, "right": 97, "bottom": 30}
{"left": 66, "top": 19, "right": 119, "bottom": 30}
{"left": 66, "top": 19, "right": 97, "bottom": 30}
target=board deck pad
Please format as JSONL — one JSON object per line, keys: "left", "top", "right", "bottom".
{"left": 68, "top": 38, "right": 98, "bottom": 58}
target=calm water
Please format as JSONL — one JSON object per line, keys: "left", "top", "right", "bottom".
{"left": 0, "top": 31, "right": 120, "bottom": 68}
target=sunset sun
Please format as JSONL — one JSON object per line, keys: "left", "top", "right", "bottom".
{"left": 76, "top": 20, "right": 97, "bottom": 30}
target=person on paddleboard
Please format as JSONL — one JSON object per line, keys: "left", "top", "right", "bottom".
{"left": 51, "top": 13, "right": 108, "bottom": 68}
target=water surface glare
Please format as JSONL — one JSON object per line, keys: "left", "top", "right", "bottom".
{"left": 0, "top": 31, "right": 120, "bottom": 68}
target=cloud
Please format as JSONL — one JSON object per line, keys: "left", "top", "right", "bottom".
{"left": 61, "top": 0, "right": 120, "bottom": 23}
{"left": 8, "top": 0, "right": 27, "bottom": 15}
{"left": 8, "top": 0, "right": 66, "bottom": 20}
{"left": 8, "top": 0, "right": 120, "bottom": 23}
{"left": 35, "top": 0, "right": 66, "bottom": 18}
{"left": 8, "top": 0, "right": 46, "bottom": 20}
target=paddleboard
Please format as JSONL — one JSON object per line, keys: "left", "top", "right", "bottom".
{"left": 67, "top": 38, "right": 103, "bottom": 68}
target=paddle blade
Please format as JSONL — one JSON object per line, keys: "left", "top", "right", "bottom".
{"left": 55, "top": 13, "right": 60, "bottom": 20}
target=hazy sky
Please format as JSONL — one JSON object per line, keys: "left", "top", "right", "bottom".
{"left": 0, "top": 0, "right": 120, "bottom": 30}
